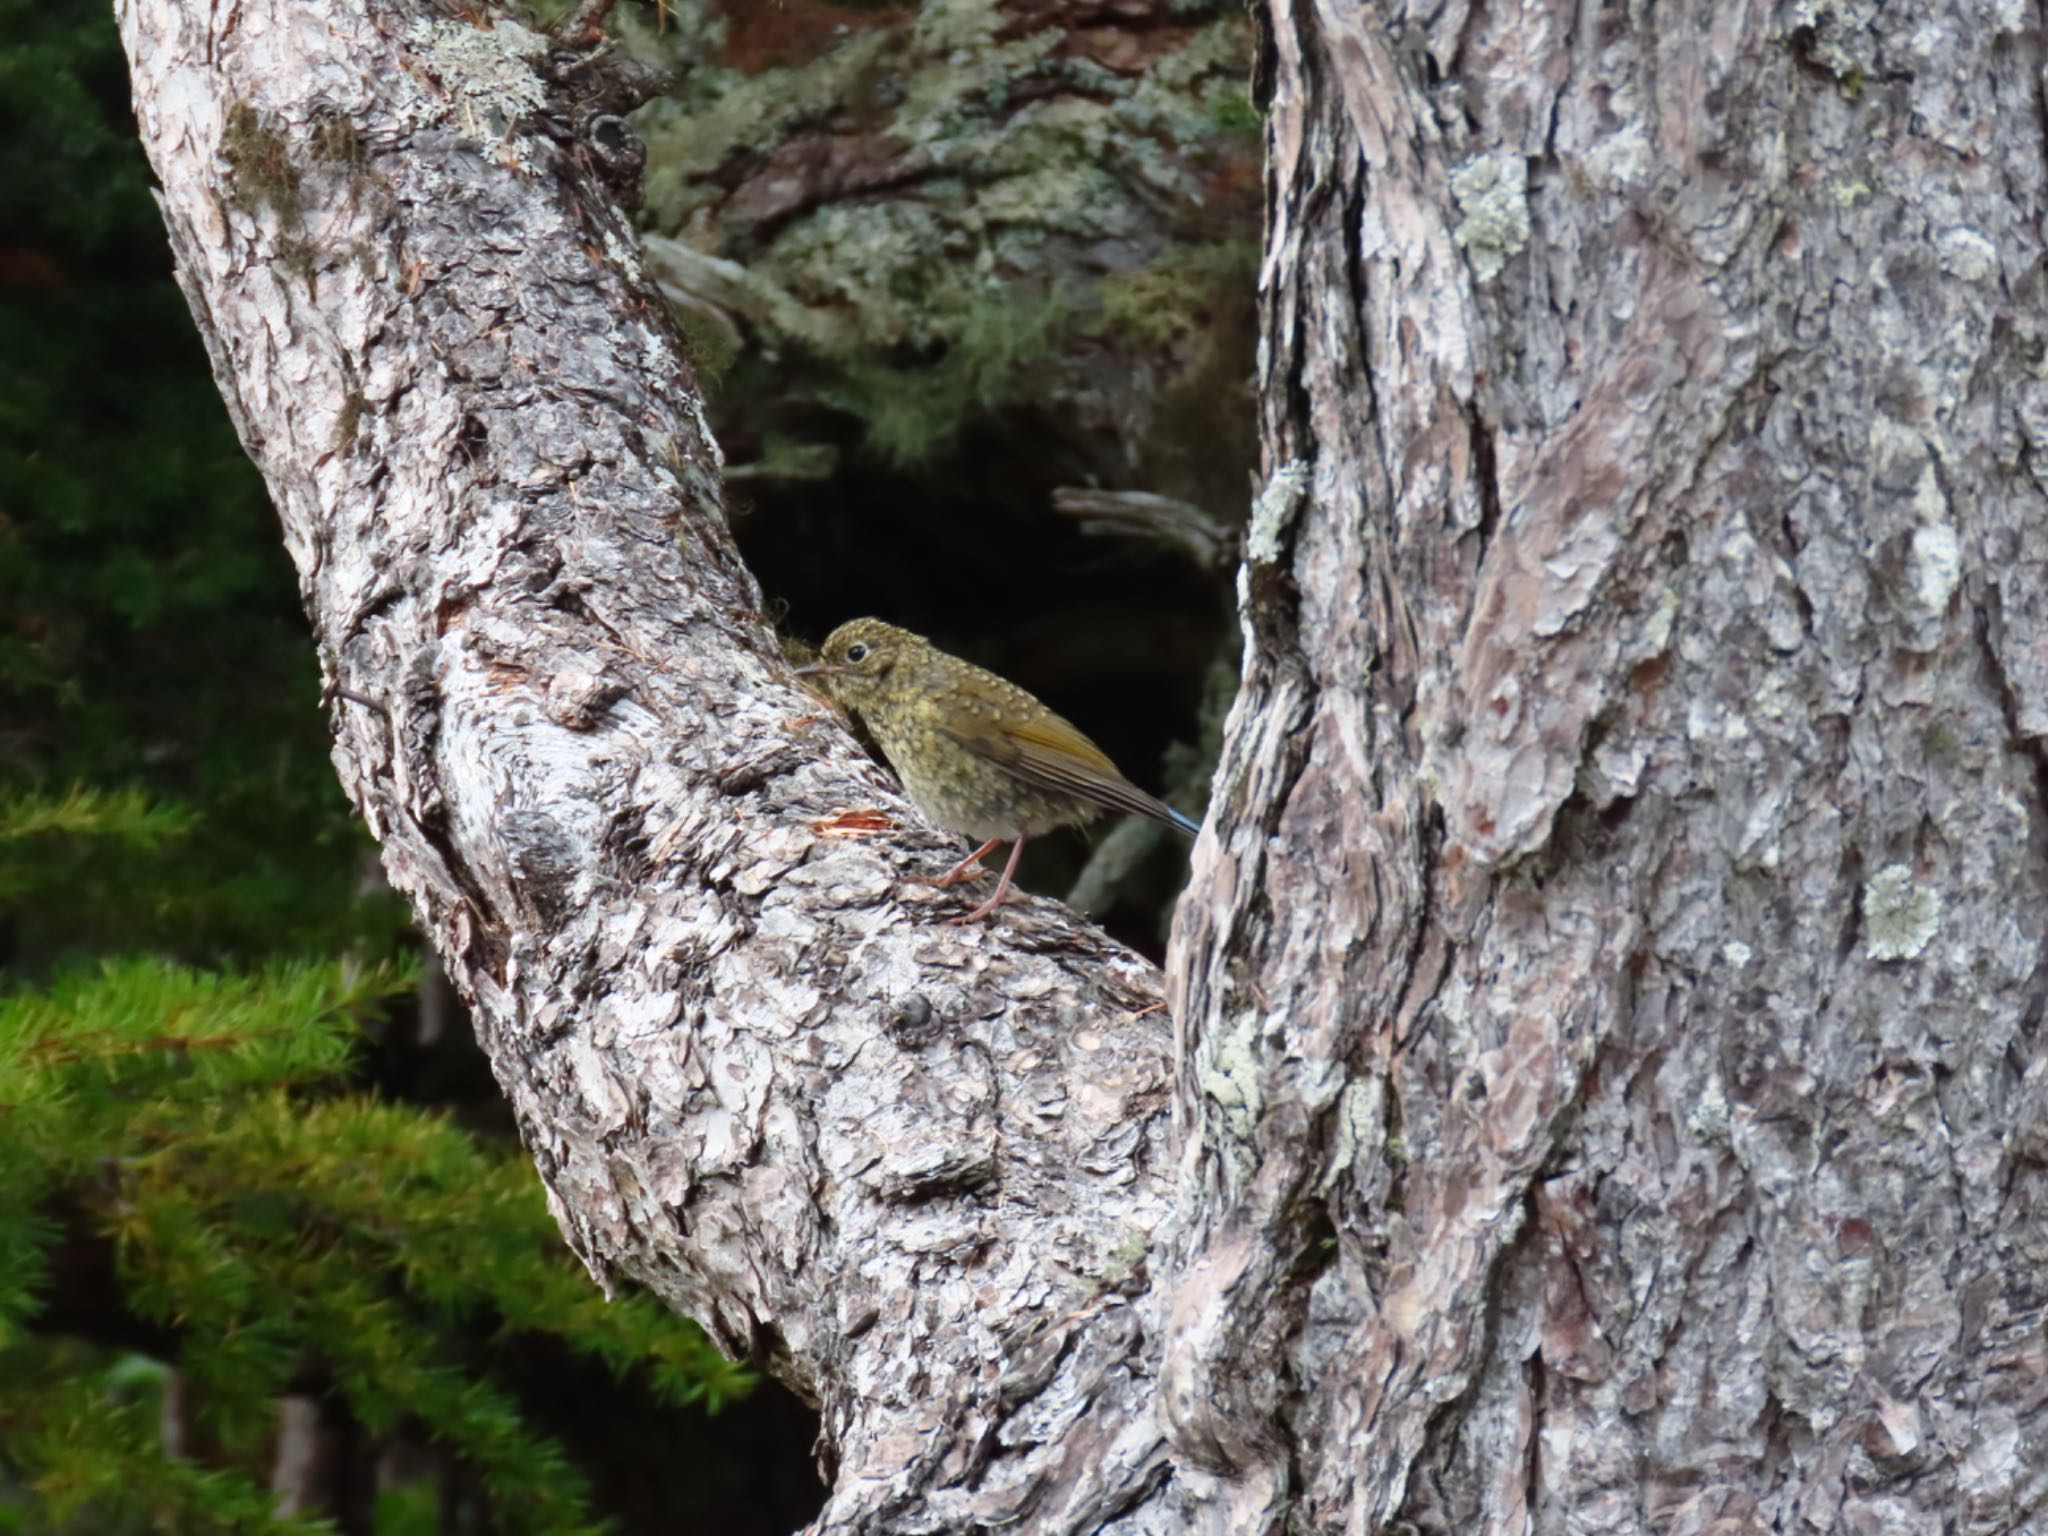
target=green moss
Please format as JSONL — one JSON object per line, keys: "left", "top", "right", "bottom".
{"left": 822, "top": 283, "right": 1074, "bottom": 466}
{"left": 220, "top": 101, "right": 344, "bottom": 287}
{"left": 220, "top": 101, "right": 302, "bottom": 225}
{"left": 332, "top": 390, "right": 367, "bottom": 456}
{"left": 277, "top": 232, "right": 317, "bottom": 284}
{"left": 1095, "top": 239, "right": 1258, "bottom": 348}
{"left": 1086, "top": 1227, "right": 1152, "bottom": 1295}
{"left": 1205, "top": 80, "right": 1260, "bottom": 137}
{"left": 672, "top": 304, "right": 740, "bottom": 391}
{"left": 307, "top": 111, "right": 367, "bottom": 170}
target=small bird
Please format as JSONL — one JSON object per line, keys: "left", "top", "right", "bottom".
{"left": 796, "top": 618, "right": 1200, "bottom": 923}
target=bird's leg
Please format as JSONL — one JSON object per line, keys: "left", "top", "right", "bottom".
{"left": 922, "top": 838, "right": 1002, "bottom": 888}
{"left": 951, "top": 835, "right": 1028, "bottom": 924}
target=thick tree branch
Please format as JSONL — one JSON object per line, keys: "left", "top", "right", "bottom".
{"left": 117, "top": 1, "right": 1198, "bottom": 1528}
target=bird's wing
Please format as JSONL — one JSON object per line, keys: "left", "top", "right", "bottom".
{"left": 941, "top": 713, "right": 1198, "bottom": 835}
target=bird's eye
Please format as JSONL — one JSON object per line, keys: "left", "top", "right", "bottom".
{"left": 845, "top": 644, "right": 869, "bottom": 663}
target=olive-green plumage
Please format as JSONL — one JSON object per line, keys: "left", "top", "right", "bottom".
{"left": 797, "top": 618, "right": 1198, "bottom": 921}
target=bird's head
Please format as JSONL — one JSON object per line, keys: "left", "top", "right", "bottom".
{"left": 796, "top": 618, "right": 923, "bottom": 714}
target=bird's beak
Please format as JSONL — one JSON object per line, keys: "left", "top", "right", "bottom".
{"left": 794, "top": 661, "right": 833, "bottom": 679}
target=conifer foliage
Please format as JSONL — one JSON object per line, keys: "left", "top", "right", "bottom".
{"left": 0, "top": 808, "right": 751, "bottom": 1533}
{"left": 0, "top": 1, "right": 760, "bottom": 1527}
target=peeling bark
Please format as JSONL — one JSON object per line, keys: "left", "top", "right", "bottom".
{"left": 1166, "top": 1, "right": 2048, "bottom": 1531}
{"left": 122, "top": 0, "right": 2048, "bottom": 1529}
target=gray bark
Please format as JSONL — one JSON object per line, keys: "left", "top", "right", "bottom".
{"left": 1164, "top": 1, "right": 2048, "bottom": 1532}
{"left": 117, "top": 0, "right": 1189, "bottom": 1529}
{"left": 119, "top": 0, "right": 2048, "bottom": 1531}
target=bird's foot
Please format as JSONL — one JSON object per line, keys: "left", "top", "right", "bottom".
{"left": 937, "top": 837, "right": 1024, "bottom": 924}
{"left": 913, "top": 838, "right": 1003, "bottom": 890}
{"left": 911, "top": 863, "right": 990, "bottom": 890}
{"left": 945, "top": 888, "right": 1009, "bottom": 925}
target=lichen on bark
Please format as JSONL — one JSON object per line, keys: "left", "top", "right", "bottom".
{"left": 620, "top": 0, "right": 1260, "bottom": 495}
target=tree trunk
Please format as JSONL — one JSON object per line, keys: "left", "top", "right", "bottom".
{"left": 118, "top": 0, "right": 2048, "bottom": 1530}
{"left": 1164, "top": 1, "right": 2048, "bottom": 1531}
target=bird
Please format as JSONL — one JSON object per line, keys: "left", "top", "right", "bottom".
{"left": 795, "top": 618, "right": 1200, "bottom": 923}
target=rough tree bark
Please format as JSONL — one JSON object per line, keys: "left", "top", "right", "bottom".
{"left": 1164, "top": 1, "right": 2048, "bottom": 1531}
{"left": 120, "top": 0, "right": 2048, "bottom": 1533}
{"left": 118, "top": 1, "right": 1190, "bottom": 1530}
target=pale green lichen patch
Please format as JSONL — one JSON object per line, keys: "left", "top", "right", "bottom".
{"left": 1196, "top": 1008, "right": 1264, "bottom": 1142}
{"left": 402, "top": 17, "right": 549, "bottom": 145}
{"left": 1687, "top": 1069, "right": 1731, "bottom": 1141}
{"left": 1865, "top": 863, "right": 1940, "bottom": 961}
{"left": 1324, "top": 1077, "right": 1384, "bottom": 1190}
{"left": 1910, "top": 520, "right": 1961, "bottom": 615}
{"left": 1247, "top": 462, "right": 1311, "bottom": 565}
{"left": 1128, "top": 19, "right": 1253, "bottom": 138}
{"left": 1643, "top": 587, "right": 1682, "bottom": 653}
{"left": 900, "top": 32, "right": 1059, "bottom": 139}
{"left": 910, "top": 0, "right": 1005, "bottom": 56}
{"left": 1937, "top": 227, "right": 1997, "bottom": 283}
{"left": 1450, "top": 152, "right": 1530, "bottom": 283}
{"left": 1580, "top": 121, "right": 1651, "bottom": 192}
{"left": 640, "top": 30, "right": 897, "bottom": 214}
{"left": 625, "top": 0, "right": 1257, "bottom": 471}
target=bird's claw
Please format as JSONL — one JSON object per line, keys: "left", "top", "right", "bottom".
{"left": 945, "top": 891, "right": 1009, "bottom": 924}
{"left": 918, "top": 863, "right": 990, "bottom": 889}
